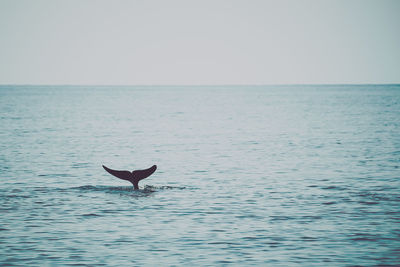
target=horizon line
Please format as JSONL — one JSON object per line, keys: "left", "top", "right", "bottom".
{"left": 0, "top": 83, "right": 400, "bottom": 87}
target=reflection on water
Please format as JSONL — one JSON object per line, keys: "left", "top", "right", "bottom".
{"left": 0, "top": 85, "right": 399, "bottom": 266}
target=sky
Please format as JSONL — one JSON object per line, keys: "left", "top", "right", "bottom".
{"left": 0, "top": 0, "right": 399, "bottom": 85}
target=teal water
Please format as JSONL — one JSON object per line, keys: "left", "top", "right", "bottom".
{"left": 0, "top": 85, "right": 399, "bottom": 266}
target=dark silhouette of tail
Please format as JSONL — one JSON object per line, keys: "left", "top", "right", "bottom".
{"left": 102, "top": 165, "right": 157, "bottom": 190}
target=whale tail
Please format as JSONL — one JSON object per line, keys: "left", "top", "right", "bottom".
{"left": 102, "top": 165, "right": 157, "bottom": 190}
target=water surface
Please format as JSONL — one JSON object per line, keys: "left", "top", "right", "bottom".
{"left": 0, "top": 85, "right": 399, "bottom": 265}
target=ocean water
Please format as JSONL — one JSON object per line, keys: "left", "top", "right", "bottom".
{"left": 0, "top": 84, "right": 399, "bottom": 266}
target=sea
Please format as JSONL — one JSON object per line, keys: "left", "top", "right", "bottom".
{"left": 0, "top": 84, "right": 399, "bottom": 266}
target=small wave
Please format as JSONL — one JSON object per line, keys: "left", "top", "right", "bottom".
{"left": 71, "top": 185, "right": 138, "bottom": 193}
{"left": 143, "top": 185, "right": 186, "bottom": 190}
{"left": 321, "top": 185, "right": 347, "bottom": 190}
{"left": 68, "top": 185, "right": 186, "bottom": 195}
{"left": 3, "top": 194, "right": 31, "bottom": 199}
{"left": 322, "top": 201, "right": 337, "bottom": 205}
{"left": 14, "top": 184, "right": 187, "bottom": 198}
{"left": 38, "top": 173, "right": 72, "bottom": 178}
{"left": 71, "top": 185, "right": 98, "bottom": 190}
{"left": 358, "top": 201, "right": 379, "bottom": 205}
{"left": 81, "top": 213, "right": 102, "bottom": 217}
{"left": 270, "top": 215, "right": 296, "bottom": 221}
{"left": 66, "top": 185, "right": 156, "bottom": 198}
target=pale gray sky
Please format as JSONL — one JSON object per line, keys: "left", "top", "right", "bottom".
{"left": 0, "top": 0, "right": 399, "bottom": 85}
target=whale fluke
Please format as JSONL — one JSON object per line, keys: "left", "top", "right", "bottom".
{"left": 102, "top": 165, "right": 157, "bottom": 190}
